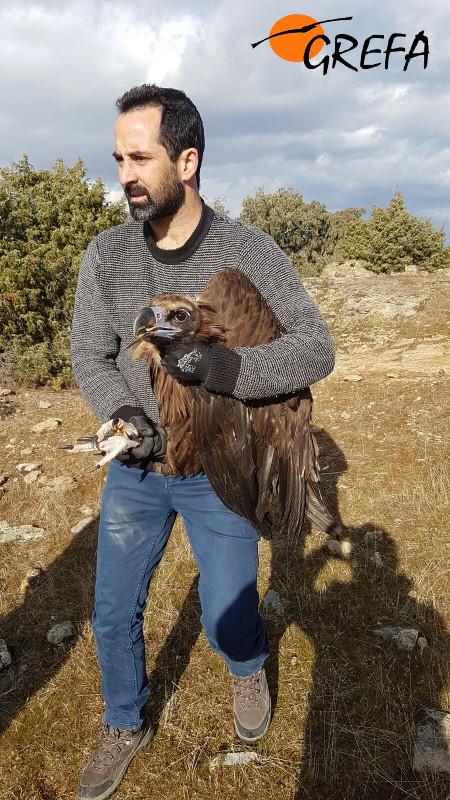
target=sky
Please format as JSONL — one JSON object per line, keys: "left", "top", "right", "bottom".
{"left": 1, "top": 0, "right": 449, "bottom": 240}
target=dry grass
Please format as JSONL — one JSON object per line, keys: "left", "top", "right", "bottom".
{"left": 0, "top": 281, "right": 449, "bottom": 799}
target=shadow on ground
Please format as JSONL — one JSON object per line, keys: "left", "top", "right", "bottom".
{"left": 1, "top": 429, "right": 448, "bottom": 800}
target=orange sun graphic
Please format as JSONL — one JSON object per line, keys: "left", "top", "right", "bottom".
{"left": 269, "top": 14, "right": 325, "bottom": 62}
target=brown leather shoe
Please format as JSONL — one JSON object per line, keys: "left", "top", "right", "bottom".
{"left": 76, "top": 714, "right": 155, "bottom": 799}
{"left": 232, "top": 667, "right": 271, "bottom": 743}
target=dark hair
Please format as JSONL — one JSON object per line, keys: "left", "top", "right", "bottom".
{"left": 116, "top": 84, "right": 205, "bottom": 190}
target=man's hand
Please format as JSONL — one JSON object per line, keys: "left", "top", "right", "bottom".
{"left": 124, "top": 415, "right": 167, "bottom": 459}
{"left": 158, "top": 340, "right": 212, "bottom": 383}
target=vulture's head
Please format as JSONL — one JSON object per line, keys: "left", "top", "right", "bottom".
{"left": 127, "top": 293, "right": 225, "bottom": 364}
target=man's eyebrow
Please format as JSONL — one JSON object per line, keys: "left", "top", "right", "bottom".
{"left": 112, "top": 151, "right": 152, "bottom": 160}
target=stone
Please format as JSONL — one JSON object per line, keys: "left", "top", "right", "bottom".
{"left": 47, "top": 621, "right": 76, "bottom": 644}
{"left": 23, "top": 470, "right": 42, "bottom": 484}
{"left": 0, "top": 639, "right": 12, "bottom": 669}
{"left": 373, "top": 626, "right": 424, "bottom": 651}
{"left": 364, "top": 529, "right": 384, "bottom": 546}
{"left": 0, "top": 474, "right": 7, "bottom": 486}
{"left": 20, "top": 447, "right": 33, "bottom": 455}
{"left": 413, "top": 709, "right": 450, "bottom": 773}
{"left": 342, "top": 374, "right": 362, "bottom": 382}
{"left": 70, "top": 516, "right": 95, "bottom": 534}
{"left": 341, "top": 411, "right": 351, "bottom": 419}
{"left": 210, "top": 751, "right": 259, "bottom": 769}
{"left": 262, "top": 589, "right": 286, "bottom": 616}
{"left": 39, "top": 475, "right": 75, "bottom": 491}
{"left": 16, "top": 463, "right": 43, "bottom": 474}
{"left": 31, "top": 418, "right": 62, "bottom": 433}
{"left": 326, "top": 539, "right": 353, "bottom": 558}
{"left": 0, "top": 520, "right": 46, "bottom": 543}
{"left": 0, "top": 388, "right": 14, "bottom": 397}
{"left": 39, "top": 401, "right": 52, "bottom": 408}
{"left": 404, "top": 264, "right": 419, "bottom": 274}
{"left": 370, "top": 552, "right": 384, "bottom": 568}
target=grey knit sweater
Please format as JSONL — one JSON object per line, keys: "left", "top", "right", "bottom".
{"left": 70, "top": 199, "right": 335, "bottom": 427}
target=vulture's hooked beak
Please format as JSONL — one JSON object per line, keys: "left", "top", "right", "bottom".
{"left": 133, "top": 306, "right": 182, "bottom": 339}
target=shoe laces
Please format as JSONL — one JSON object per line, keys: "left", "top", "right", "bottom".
{"left": 232, "top": 669, "right": 262, "bottom": 709}
{"left": 92, "top": 721, "right": 137, "bottom": 770}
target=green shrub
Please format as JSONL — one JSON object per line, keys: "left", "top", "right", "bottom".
{"left": 0, "top": 156, "right": 127, "bottom": 387}
{"left": 335, "top": 190, "right": 450, "bottom": 273}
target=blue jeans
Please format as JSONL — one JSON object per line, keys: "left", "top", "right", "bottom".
{"left": 92, "top": 459, "right": 270, "bottom": 729}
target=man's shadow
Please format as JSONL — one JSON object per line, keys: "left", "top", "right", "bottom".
{"left": 261, "top": 430, "right": 449, "bottom": 800}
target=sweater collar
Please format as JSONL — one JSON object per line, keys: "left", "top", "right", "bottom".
{"left": 143, "top": 198, "right": 215, "bottom": 264}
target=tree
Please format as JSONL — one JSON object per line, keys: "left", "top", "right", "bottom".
{"left": 335, "top": 190, "right": 450, "bottom": 273}
{"left": 210, "top": 197, "right": 230, "bottom": 216}
{"left": 239, "top": 186, "right": 364, "bottom": 277}
{"left": 0, "top": 156, "right": 127, "bottom": 387}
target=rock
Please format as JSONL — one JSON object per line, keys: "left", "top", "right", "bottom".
{"left": 0, "top": 639, "right": 12, "bottom": 669}
{"left": 290, "top": 655, "right": 298, "bottom": 666}
{"left": 413, "top": 709, "right": 450, "bottom": 773}
{"left": 364, "top": 529, "right": 383, "bottom": 546}
{"left": 341, "top": 411, "right": 351, "bottom": 419}
{"left": 0, "top": 520, "right": 46, "bottom": 543}
{"left": 321, "top": 261, "right": 372, "bottom": 279}
{"left": 39, "top": 401, "right": 52, "bottom": 409}
{"left": 386, "top": 372, "right": 399, "bottom": 378}
{"left": 370, "top": 552, "right": 384, "bottom": 568}
{"left": 31, "top": 418, "right": 62, "bottom": 433}
{"left": 262, "top": 589, "right": 286, "bottom": 616}
{"left": 38, "top": 475, "right": 76, "bottom": 491}
{"left": 0, "top": 474, "right": 7, "bottom": 486}
{"left": 47, "top": 621, "right": 76, "bottom": 644}
{"left": 70, "top": 516, "right": 95, "bottom": 534}
{"left": 404, "top": 264, "right": 419, "bottom": 274}
{"left": 342, "top": 374, "right": 362, "bottom": 382}
{"left": 23, "top": 470, "right": 42, "bottom": 485}
{"left": 20, "top": 447, "right": 33, "bottom": 455}
{"left": 373, "top": 626, "right": 425, "bottom": 651}
{"left": 210, "top": 751, "right": 259, "bottom": 769}
{"left": 16, "top": 463, "right": 43, "bottom": 474}
{"left": 326, "top": 539, "right": 353, "bottom": 558}
{"left": 0, "top": 388, "right": 14, "bottom": 397}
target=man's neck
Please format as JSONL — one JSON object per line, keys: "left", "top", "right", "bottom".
{"left": 149, "top": 196, "right": 203, "bottom": 250}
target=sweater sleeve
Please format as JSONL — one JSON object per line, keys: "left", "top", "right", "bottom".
{"left": 203, "top": 228, "right": 335, "bottom": 400}
{"left": 70, "top": 238, "right": 146, "bottom": 423}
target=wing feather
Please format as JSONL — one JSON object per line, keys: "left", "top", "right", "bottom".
{"left": 191, "top": 268, "right": 336, "bottom": 542}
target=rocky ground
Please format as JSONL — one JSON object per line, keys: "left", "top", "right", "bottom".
{"left": 0, "top": 264, "right": 448, "bottom": 800}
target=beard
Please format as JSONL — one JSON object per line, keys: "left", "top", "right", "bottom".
{"left": 125, "top": 166, "right": 185, "bottom": 222}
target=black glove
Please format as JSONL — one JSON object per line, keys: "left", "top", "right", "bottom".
{"left": 128, "top": 416, "right": 167, "bottom": 459}
{"left": 158, "top": 340, "right": 212, "bottom": 383}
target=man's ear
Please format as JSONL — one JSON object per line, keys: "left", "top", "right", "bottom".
{"left": 180, "top": 147, "right": 198, "bottom": 181}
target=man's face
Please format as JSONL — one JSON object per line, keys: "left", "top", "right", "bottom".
{"left": 113, "top": 106, "right": 185, "bottom": 222}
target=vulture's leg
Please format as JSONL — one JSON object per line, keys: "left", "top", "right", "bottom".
{"left": 58, "top": 419, "right": 142, "bottom": 471}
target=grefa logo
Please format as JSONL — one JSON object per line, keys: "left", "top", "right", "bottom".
{"left": 251, "top": 14, "right": 429, "bottom": 73}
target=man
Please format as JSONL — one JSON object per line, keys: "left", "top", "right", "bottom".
{"left": 71, "top": 83, "right": 335, "bottom": 800}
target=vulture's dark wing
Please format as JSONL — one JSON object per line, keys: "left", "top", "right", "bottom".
{"left": 190, "top": 268, "right": 328, "bottom": 542}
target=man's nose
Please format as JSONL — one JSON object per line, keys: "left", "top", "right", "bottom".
{"left": 119, "top": 161, "right": 138, "bottom": 186}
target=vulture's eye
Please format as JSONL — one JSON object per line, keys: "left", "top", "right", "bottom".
{"left": 174, "top": 309, "right": 190, "bottom": 322}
